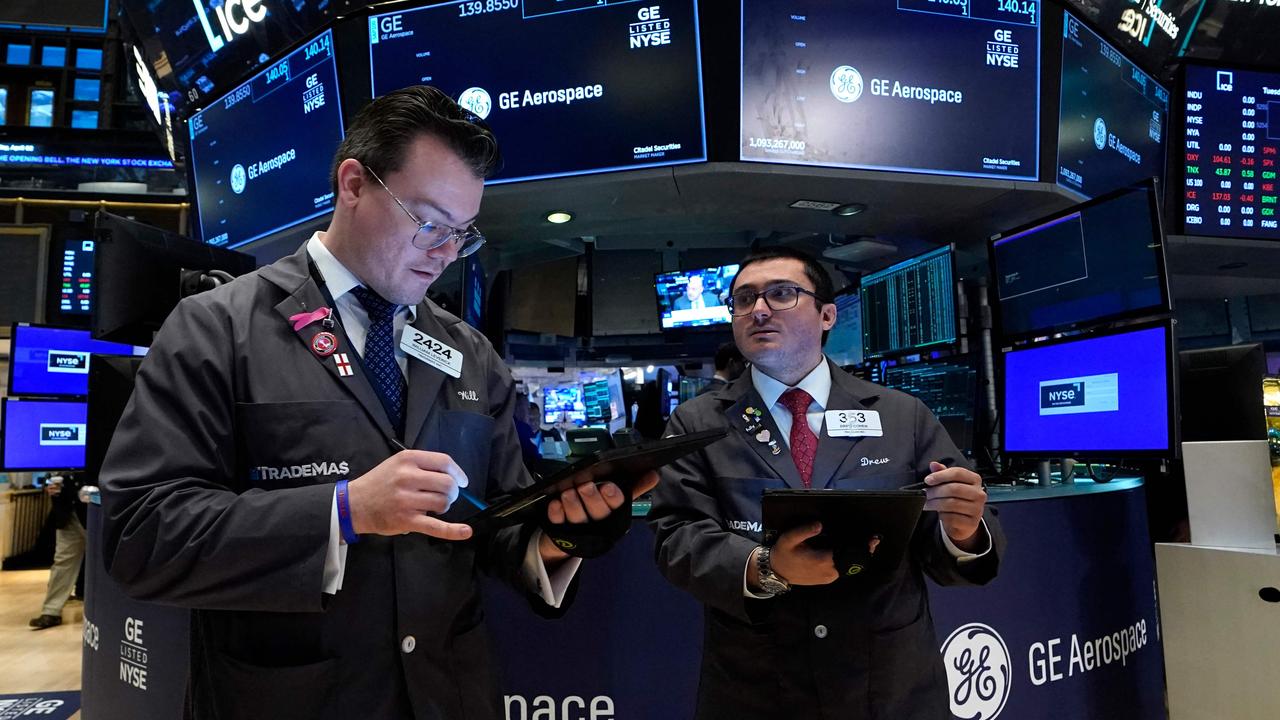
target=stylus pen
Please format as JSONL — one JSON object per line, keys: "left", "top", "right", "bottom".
{"left": 899, "top": 481, "right": 929, "bottom": 492}
{"left": 390, "top": 439, "right": 488, "bottom": 511}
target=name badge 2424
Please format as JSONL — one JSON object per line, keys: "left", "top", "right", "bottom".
{"left": 400, "top": 329, "right": 463, "bottom": 378}
{"left": 825, "top": 409, "right": 883, "bottom": 438}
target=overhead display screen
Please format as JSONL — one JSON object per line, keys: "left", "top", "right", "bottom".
{"left": 860, "top": 246, "right": 956, "bottom": 359}
{"left": 740, "top": 0, "right": 1041, "bottom": 180}
{"left": 1181, "top": 65, "right": 1280, "bottom": 240}
{"left": 655, "top": 264, "right": 737, "bottom": 330}
{"left": 1058, "top": 11, "right": 1169, "bottom": 198}
{"left": 1057, "top": 0, "right": 1203, "bottom": 77}
{"left": 368, "top": 0, "right": 707, "bottom": 184}
{"left": 189, "top": 30, "right": 344, "bottom": 249}
{"left": 121, "top": 0, "right": 337, "bottom": 116}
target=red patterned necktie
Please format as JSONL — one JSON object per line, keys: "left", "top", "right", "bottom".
{"left": 779, "top": 388, "right": 817, "bottom": 488}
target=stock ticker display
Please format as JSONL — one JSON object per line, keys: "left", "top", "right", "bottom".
{"left": 1058, "top": 11, "right": 1168, "bottom": 198}
{"left": 882, "top": 358, "right": 977, "bottom": 454}
{"left": 368, "top": 0, "right": 706, "bottom": 183}
{"left": 188, "top": 30, "right": 344, "bottom": 248}
{"left": 58, "top": 239, "right": 95, "bottom": 317}
{"left": 860, "top": 246, "right": 957, "bottom": 359}
{"left": 740, "top": 0, "right": 1040, "bottom": 179}
{"left": 1182, "top": 65, "right": 1280, "bottom": 240}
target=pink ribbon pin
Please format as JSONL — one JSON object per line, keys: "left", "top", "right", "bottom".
{"left": 289, "top": 307, "right": 332, "bottom": 332}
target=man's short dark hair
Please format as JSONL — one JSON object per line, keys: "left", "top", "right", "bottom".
{"left": 714, "top": 342, "right": 743, "bottom": 372}
{"left": 730, "top": 246, "right": 836, "bottom": 345}
{"left": 330, "top": 86, "right": 502, "bottom": 194}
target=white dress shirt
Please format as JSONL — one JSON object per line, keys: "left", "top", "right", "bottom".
{"left": 743, "top": 357, "right": 989, "bottom": 597}
{"left": 308, "top": 233, "right": 579, "bottom": 605}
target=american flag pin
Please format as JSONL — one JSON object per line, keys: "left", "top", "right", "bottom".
{"left": 334, "top": 353, "right": 353, "bottom": 377}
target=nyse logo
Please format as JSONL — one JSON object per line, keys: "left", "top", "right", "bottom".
{"left": 629, "top": 6, "right": 671, "bottom": 49}
{"left": 39, "top": 424, "right": 86, "bottom": 446}
{"left": 302, "top": 73, "right": 325, "bottom": 114}
{"left": 941, "top": 623, "right": 1012, "bottom": 720}
{"left": 192, "top": 0, "right": 268, "bottom": 54}
{"left": 830, "top": 65, "right": 863, "bottom": 103}
{"left": 1041, "top": 382, "right": 1085, "bottom": 409}
{"left": 47, "top": 350, "right": 90, "bottom": 374}
{"left": 986, "top": 29, "right": 1019, "bottom": 68}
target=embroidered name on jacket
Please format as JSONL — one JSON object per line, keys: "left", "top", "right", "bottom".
{"left": 251, "top": 461, "right": 351, "bottom": 481}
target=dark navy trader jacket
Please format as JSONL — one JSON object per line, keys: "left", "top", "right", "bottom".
{"left": 649, "top": 360, "right": 1006, "bottom": 720}
{"left": 99, "top": 243, "right": 567, "bottom": 720}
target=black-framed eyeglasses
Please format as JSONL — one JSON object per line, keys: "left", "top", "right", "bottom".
{"left": 726, "top": 285, "right": 825, "bottom": 316}
{"left": 364, "top": 165, "right": 486, "bottom": 257}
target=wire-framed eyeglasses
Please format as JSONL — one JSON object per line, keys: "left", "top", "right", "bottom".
{"left": 725, "top": 285, "right": 825, "bottom": 316}
{"left": 364, "top": 165, "right": 485, "bottom": 257}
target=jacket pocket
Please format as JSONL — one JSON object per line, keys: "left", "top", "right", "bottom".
{"left": 208, "top": 652, "right": 338, "bottom": 720}
{"left": 435, "top": 410, "right": 495, "bottom": 509}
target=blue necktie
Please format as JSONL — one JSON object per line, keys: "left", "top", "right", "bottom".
{"left": 351, "top": 286, "right": 407, "bottom": 435}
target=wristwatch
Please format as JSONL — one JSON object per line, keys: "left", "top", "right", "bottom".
{"left": 755, "top": 545, "right": 791, "bottom": 596}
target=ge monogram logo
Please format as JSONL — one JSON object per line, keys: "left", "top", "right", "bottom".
{"left": 941, "top": 623, "right": 1011, "bottom": 720}
{"left": 1093, "top": 117, "right": 1108, "bottom": 150}
{"left": 830, "top": 65, "right": 863, "bottom": 103}
{"left": 458, "top": 87, "right": 493, "bottom": 120}
{"left": 230, "top": 163, "right": 247, "bottom": 195}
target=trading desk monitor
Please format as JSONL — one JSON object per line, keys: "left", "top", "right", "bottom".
{"left": 656, "top": 264, "right": 738, "bottom": 330}
{"left": 990, "top": 183, "right": 1169, "bottom": 339}
{"left": 1001, "top": 322, "right": 1174, "bottom": 457}
{"left": 1058, "top": 11, "right": 1169, "bottom": 199}
{"left": 882, "top": 357, "right": 977, "bottom": 456}
{"left": 188, "top": 30, "right": 344, "bottom": 249}
{"left": 859, "top": 246, "right": 956, "bottom": 360}
{"left": 1179, "top": 343, "right": 1267, "bottom": 442}
{"left": 56, "top": 238, "right": 95, "bottom": 318}
{"left": 1180, "top": 65, "right": 1280, "bottom": 240}
{"left": 8, "top": 324, "right": 145, "bottom": 398}
{"left": 740, "top": 0, "right": 1040, "bottom": 180}
{"left": 824, "top": 290, "right": 864, "bottom": 367}
{"left": 543, "top": 385, "right": 585, "bottom": 425}
{"left": 1, "top": 398, "right": 88, "bottom": 471}
{"left": 368, "top": 0, "right": 706, "bottom": 183}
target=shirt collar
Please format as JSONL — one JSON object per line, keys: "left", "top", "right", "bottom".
{"left": 306, "top": 232, "right": 417, "bottom": 321}
{"left": 751, "top": 357, "right": 832, "bottom": 412}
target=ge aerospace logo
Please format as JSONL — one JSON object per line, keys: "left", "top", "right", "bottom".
{"left": 1093, "top": 117, "right": 1108, "bottom": 150}
{"left": 941, "top": 623, "right": 1012, "bottom": 720}
{"left": 458, "top": 87, "right": 493, "bottom": 120}
{"left": 830, "top": 65, "right": 863, "bottom": 103}
{"left": 230, "top": 163, "right": 247, "bottom": 194}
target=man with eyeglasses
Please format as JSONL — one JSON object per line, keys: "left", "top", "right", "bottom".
{"left": 99, "top": 86, "right": 654, "bottom": 720}
{"left": 648, "top": 246, "right": 1004, "bottom": 719}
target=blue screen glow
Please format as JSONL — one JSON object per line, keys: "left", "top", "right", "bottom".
{"left": 9, "top": 324, "right": 144, "bottom": 397}
{"left": 2, "top": 399, "right": 88, "bottom": 471}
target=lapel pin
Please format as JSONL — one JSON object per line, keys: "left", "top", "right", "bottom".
{"left": 312, "top": 331, "right": 338, "bottom": 357}
{"left": 755, "top": 429, "right": 771, "bottom": 443}
{"left": 769, "top": 440, "right": 782, "bottom": 455}
{"left": 334, "top": 353, "right": 353, "bottom": 377}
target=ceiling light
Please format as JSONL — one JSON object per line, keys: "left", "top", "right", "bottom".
{"left": 546, "top": 210, "right": 574, "bottom": 224}
{"left": 831, "top": 203, "right": 867, "bottom": 217}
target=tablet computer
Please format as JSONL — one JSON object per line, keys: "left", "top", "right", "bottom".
{"left": 761, "top": 489, "right": 926, "bottom": 579}
{"left": 465, "top": 428, "right": 728, "bottom": 530}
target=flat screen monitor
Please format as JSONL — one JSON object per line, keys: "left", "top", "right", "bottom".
{"left": 93, "top": 212, "right": 257, "bottom": 347}
{"left": 1179, "top": 343, "right": 1267, "bottom": 442}
{"left": 1, "top": 398, "right": 88, "bottom": 471}
{"left": 188, "top": 30, "right": 344, "bottom": 249}
{"left": 882, "top": 356, "right": 977, "bottom": 456}
{"left": 679, "top": 376, "right": 711, "bottom": 402}
{"left": 656, "top": 264, "right": 738, "bottom": 330}
{"left": 583, "top": 378, "right": 612, "bottom": 424}
{"left": 119, "top": 0, "right": 337, "bottom": 116}
{"left": 368, "top": 0, "right": 706, "bottom": 184}
{"left": 740, "top": 0, "right": 1040, "bottom": 180}
{"left": 824, "top": 289, "right": 863, "bottom": 367}
{"left": 1001, "top": 322, "right": 1174, "bottom": 457}
{"left": 543, "top": 385, "right": 584, "bottom": 425}
{"left": 859, "top": 246, "right": 956, "bottom": 360}
{"left": 1180, "top": 64, "right": 1280, "bottom": 240}
{"left": 990, "top": 182, "right": 1169, "bottom": 340}
{"left": 1058, "top": 11, "right": 1169, "bottom": 199}
{"left": 55, "top": 237, "right": 95, "bottom": 318}
{"left": 8, "top": 323, "right": 145, "bottom": 398}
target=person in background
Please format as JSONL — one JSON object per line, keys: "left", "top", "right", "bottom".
{"left": 29, "top": 472, "right": 86, "bottom": 630}
{"left": 512, "top": 392, "right": 542, "bottom": 466}
{"left": 697, "top": 342, "right": 747, "bottom": 397}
